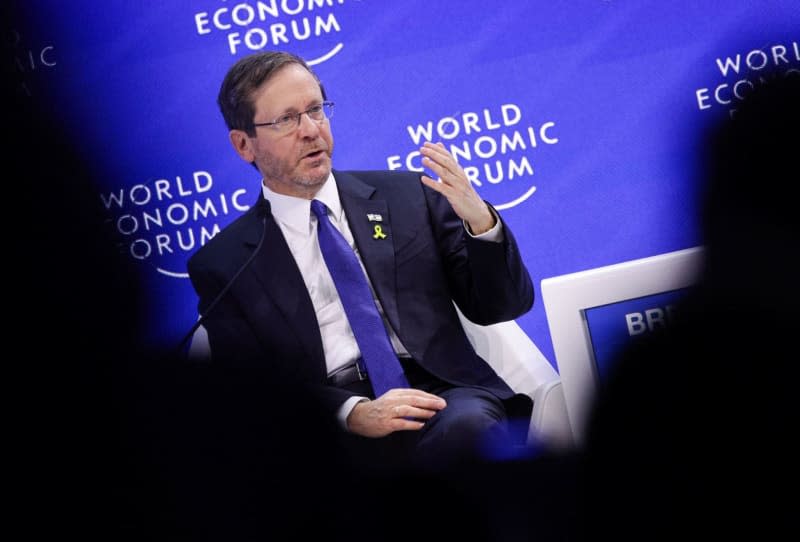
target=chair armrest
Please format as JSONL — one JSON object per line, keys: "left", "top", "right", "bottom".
{"left": 187, "top": 324, "right": 212, "bottom": 362}
{"left": 456, "top": 306, "right": 573, "bottom": 449}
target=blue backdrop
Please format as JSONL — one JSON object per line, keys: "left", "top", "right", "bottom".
{"left": 11, "top": 1, "right": 799, "bottom": 367}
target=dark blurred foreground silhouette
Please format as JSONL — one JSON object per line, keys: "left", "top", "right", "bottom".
{"left": 578, "top": 72, "right": 799, "bottom": 540}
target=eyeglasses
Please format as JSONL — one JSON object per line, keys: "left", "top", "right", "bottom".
{"left": 252, "top": 102, "right": 334, "bottom": 134}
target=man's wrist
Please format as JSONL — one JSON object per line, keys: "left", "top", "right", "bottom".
{"left": 466, "top": 207, "right": 496, "bottom": 235}
{"left": 336, "top": 395, "right": 369, "bottom": 431}
{"left": 464, "top": 206, "right": 504, "bottom": 242}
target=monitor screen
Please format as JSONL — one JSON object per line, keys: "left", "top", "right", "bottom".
{"left": 583, "top": 288, "right": 691, "bottom": 382}
{"left": 541, "top": 247, "right": 703, "bottom": 445}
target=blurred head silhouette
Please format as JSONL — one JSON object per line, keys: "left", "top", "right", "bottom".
{"left": 699, "top": 71, "right": 800, "bottom": 310}
{"left": 578, "top": 71, "right": 799, "bottom": 540}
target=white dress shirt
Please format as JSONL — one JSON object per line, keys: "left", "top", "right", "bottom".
{"left": 261, "top": 172, "right": 503, "bottom": 428}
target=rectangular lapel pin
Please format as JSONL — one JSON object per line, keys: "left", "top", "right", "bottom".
{"left": 367, "top": 213, "right": 383, "bottom": 222}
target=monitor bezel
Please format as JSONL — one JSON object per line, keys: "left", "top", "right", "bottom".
{"left": 541, "top": 246, "right": 704, "bottom": 445}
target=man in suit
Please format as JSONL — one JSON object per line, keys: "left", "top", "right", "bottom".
{"left": 188, "top": 51, "right": 535, "bottom": 470}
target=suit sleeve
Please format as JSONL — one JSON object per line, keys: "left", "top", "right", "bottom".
{"left": 187, "top": 256, "right": 266, "bottom": 364}
{"left": 188, "top": 255, "right": 365, "bottom": 420}
{"left": 422, "top": 183, "right": 534, "bottom": 325}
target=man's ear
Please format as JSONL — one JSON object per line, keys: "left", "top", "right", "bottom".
{"left": 229, "top": 130, "right": 255, "bottom": 163}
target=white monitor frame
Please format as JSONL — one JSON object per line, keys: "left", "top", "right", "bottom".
{"left": 541, "top": 246, "right": 704, "bottom": 445}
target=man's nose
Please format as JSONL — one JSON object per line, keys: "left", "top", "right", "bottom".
{"left": 296, "top": 111, "right": 321, "bottom": 137}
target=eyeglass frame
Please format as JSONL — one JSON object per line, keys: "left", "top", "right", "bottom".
{"left": 252, "top": 101, "right": 335, "bottom": 133}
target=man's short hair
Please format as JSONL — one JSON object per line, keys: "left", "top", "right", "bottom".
{"left": 217, "top": 51, "right": 326, "bottom": 136}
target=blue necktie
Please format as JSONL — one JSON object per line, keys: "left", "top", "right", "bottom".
{"left": 311, "top": 200, "right": 409, "bottom": 396}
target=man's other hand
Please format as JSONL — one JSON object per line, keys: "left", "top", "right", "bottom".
{"left": 346, "top": 388, "right": 447, "bottom": 438}
{"left": 420, "top": 141, "right": 496, "bottom": 235}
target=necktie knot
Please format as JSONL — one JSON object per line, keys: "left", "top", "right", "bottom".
{"left": 310, "top": 199, "right": 328, "bottom": 221}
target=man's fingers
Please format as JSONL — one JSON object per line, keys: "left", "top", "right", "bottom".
{"left": 421, "top": 174, "right": 449, "bottom": 196}
{"left": 384, "top": 387, "right": 443, "bottom": 400}
{"left": 420, "top": 142, "right": 461, "bottom": 184}
{"left": 389, "top": 418, "right": 426, "bottom": 432}
{"left": 392, "top": 404, "right": 441, "bottom": 420}
{"left": 421, "top": 155, "right": 450, "bottom": 185}
{"left": 386, "top": 388, "right": 447, "bottom": 408}
{"left": 421, "top": 140, "right": 453, "bottom": 163}
{"left": 407, "top": 395, "right": 447, "bottom": 411}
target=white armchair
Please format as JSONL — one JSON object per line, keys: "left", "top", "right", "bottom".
{"left": 453, "top": 307, "right": 573, "bottom": 450}
{"left": 188, "top": 310, "right": 573, "bottom": 450}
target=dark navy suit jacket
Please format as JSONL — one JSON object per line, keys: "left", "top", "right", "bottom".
{"left": 187, "top": 170, "right": 534, "bottom": 419}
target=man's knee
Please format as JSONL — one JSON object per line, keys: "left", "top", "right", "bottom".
{"left": 414, "top": 389, "right": 510, "bottom": 464}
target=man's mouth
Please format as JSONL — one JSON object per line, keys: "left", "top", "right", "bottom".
{"left": 302, "top": 149, "right": 325, "bottom": 160}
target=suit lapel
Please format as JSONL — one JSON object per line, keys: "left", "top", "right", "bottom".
{"left": 335, "top": 171, "right": 401, "bottom": 335}
{"left": 244, "top": 196, "right": 325, "bottom": 367}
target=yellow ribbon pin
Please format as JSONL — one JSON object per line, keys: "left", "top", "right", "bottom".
{"left": 372, "top": 225, "right": 387, "bottom": 239}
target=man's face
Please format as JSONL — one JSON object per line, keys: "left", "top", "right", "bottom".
{"left": 230, "top": 63, "right": 334, "bottom": 198}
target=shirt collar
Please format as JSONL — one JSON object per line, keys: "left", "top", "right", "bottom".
{"left": 261, "top": 172, "right": 342, "bottom": 236}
